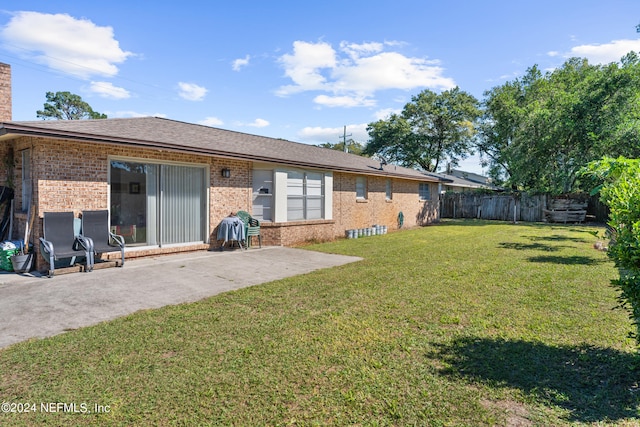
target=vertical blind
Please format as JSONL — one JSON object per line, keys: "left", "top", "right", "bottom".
{"left": 110, "top": 160, "right": 207, "bottom": 246}
{"left": 161, "top": 165, "right": 206, "bottom": 244}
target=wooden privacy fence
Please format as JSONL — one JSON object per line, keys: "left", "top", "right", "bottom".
{"left": 439, "top": 193, "right": 609, "bottom": 223}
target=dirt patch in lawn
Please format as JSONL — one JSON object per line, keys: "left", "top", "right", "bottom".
{"left": 481, "top": 399, "right": 533, "bottom": 427}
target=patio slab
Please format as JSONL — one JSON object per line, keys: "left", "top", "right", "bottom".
{"left": 0, "top": 247, "right": 362, "bottom": 349}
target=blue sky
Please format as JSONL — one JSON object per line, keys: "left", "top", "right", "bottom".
{"left": 1, "top": 1, "right": 639, "bottom": 174}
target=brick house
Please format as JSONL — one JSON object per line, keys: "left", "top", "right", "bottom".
{"left": 0, "top": 63, "right": 441, "bottom": 271}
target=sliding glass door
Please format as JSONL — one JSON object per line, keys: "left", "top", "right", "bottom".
{"left": 110, "top": 160, "right": 207, "bottom": 246}
{"left": 160, "top": 164, "right": 206, "bottom": 244}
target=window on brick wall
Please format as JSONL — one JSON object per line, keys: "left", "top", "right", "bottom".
{"left": 385, "top": 179, "right": 392, "bottom": 200}
{"left": 252, "top": 169, "right": 273, "bottom": 222}
{"left": 21, "top": 149, "right": 31, "bottom": 212}
{"left": 356, "top": 176, "right": 367, "bottom": 200}
{"left": 287, "top": 171, "right": 324, "bottom": 221}
{"left": 419, "top": 182, "right": 431, "bottom": 201}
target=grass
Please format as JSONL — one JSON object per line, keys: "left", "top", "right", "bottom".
{"left": 0, "top": 219, "right": 638, "bottom": 426}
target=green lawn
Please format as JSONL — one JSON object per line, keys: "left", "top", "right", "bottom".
{"left": 0, "top": 220, "right": 638, "bottom": 426}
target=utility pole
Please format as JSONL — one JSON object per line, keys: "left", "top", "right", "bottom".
{"left": 340, "top": 125, "right": 352, "bottom": 153}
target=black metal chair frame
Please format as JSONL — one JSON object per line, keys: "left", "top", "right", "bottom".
{"left": 39, "top": 211, "right": 93, "bottom": 277}
{"left": 81, "top": 210, "right": 125, "bottom": 267}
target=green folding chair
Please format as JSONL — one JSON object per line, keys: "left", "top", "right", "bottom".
{"left": 237, "top": 210, "right": 262, "bottom": 248}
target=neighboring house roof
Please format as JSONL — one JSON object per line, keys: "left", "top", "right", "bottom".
{"left": 424, "top": 170, "right": 502, "bottom": 191}
{"left": 0, "top": 117, "right": 439, "bottom": 182}
{"left": 448, "top": 169, "right": 496, "bottom": 186}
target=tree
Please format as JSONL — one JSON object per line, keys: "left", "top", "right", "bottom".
{"left": 317, "top": 140, "right": 367, "bottom": 156}
{"left": 478, "top": 54, "right": 640, "bottom": 194}
{"left": 365, "top": 87, "right": 480, "bottom": 172}
{"left": 36, "top": 91, "right": 107, "bottom": 120}
{"left": 476, "top": 66, "right": 543, "bottom": 189}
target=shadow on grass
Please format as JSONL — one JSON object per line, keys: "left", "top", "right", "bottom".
{"left": 430, "top": 337, "right": 640, "bottom": 423}
{"left": 499, "top": 234, "right": 606, "bottom": 265}
{"left": 528, "top": 234, "right": 590, "bottom": 243}
{"left": 498, "top": 242, "right": 567, "bottom": 252}
{"left": 527, "top": 255, "right": 607, "bottom": 265}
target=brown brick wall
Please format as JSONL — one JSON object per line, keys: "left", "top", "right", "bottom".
{"left": 0, "top": 144, "right": 12, "bottom": 188}
{"left": 4, "top": 136, "right": 254, "bottom": 270}
{"left": 0, "top": 63, "right": 11, "bottom": 122}
{"left": 255, "top": 172, "right": 439, "bottom": 247}
{"left": 0, "top": 135, "right": 439, "bottom": 270}
{"left": 331, "top": 172, "right": 438, "bottom": 234}
{"left": 261, "top": 220, "right": 335, "bottom": 246}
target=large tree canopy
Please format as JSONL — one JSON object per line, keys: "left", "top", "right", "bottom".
{"left": 365, "top": 87, "right": 480, "bottom": 172}
{"left": 478, "top": 53, "right": 640, "bottom": 193}
{"left": 36, "top": 91, "right": 107, "bottom": 120}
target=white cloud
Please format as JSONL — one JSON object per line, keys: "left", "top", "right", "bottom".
{"left": 89, "top": 81, "right": 130, "bottom": 99}
{"left": 199, "top": 116, "right": 224, "bottom": 126}
{"left": 334, "top": 52, "right": 454, "bottom": 92}
{"left": 373, "top": 108, "right": 400, "bottom": 121}
{"left": 547, "top": 51, "right": 560, "bottom": 57}
{"left": 177, "top": 82, "right": 208, "bottom": 101}
{"left": 314, "top": 94, "right": 376, "bottom": 108}
{"left": 0, "top": 11, "right": 132, "bottom": 79}
{"left": 339, "top": 41, "right": 384, "bottom": 59}
{"left": 236, "top": 118, "right": 270, "bottom": 128}
{"left": 276, "top": 40, "right": 456, "bottom": 107}
{"left": 276, "top": 41, "right": 337, "bottom": 95}
{"left": 566, "top": 39, "right": 640, "bottom": 64}
{"left": 232, "top": 55, "right": 250, "bottom": 71}
{"left": 249, "top": 118, "right": 269, "bottom": 127}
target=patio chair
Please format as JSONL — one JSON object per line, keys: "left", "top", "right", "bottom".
{"left": 81, "top": 210, "right": 125, "bottom": 267}
{"left": 237, "top": 210, "right": 262, "bottom": 248}
{"left": 39, "top": 212, "right": 93, "bottom": 277}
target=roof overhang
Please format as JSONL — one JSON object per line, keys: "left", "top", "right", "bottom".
{"left": 0, "top": 122, "right": 440, "bottom": 183}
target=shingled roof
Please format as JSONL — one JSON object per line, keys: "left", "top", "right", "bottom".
{"left": 0, "top": 117, "right": 439, "bottom": 182}
{"left": 423, "top": 171, "right": 502, "bottom": 191}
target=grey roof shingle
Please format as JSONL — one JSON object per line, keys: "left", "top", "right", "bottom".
{"left": 424, "top": 171, "right": 502, "bottom": 191}
{"left": 0, "top": 117, "right": 439, "bottom": 182}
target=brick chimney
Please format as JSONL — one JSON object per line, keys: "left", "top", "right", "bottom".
{"left": 0, "top": 62, "right": 11, "bottom": 122}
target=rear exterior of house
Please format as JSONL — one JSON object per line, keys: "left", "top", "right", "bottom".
{"left": 0, "top": 63, "right": 440, "bottom": 271}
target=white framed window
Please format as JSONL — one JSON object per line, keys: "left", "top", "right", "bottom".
{"left": 356, "top": 176, "right": 367, "bottom": 200}
{"left": 419, "top": 182, "right": 431, "bottom": 201}
{"left": 252, "top": 169, "right": 273, "bottom": 221}
{"left": 287, "top": 171, "right": 325, "bottom": 221}
{"left": 21, "top": 149, "right": 31, "bottom": 212}
{"left": 385, "top": 179, "right": 392, "bottom": 200}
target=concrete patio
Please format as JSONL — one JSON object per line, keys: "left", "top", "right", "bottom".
{"left": 0, "top": 246, "right": 362, "bottom": 349}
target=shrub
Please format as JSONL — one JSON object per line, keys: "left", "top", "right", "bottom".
{"left": 583, "top": 157, "right": 640, "bottom": 346}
